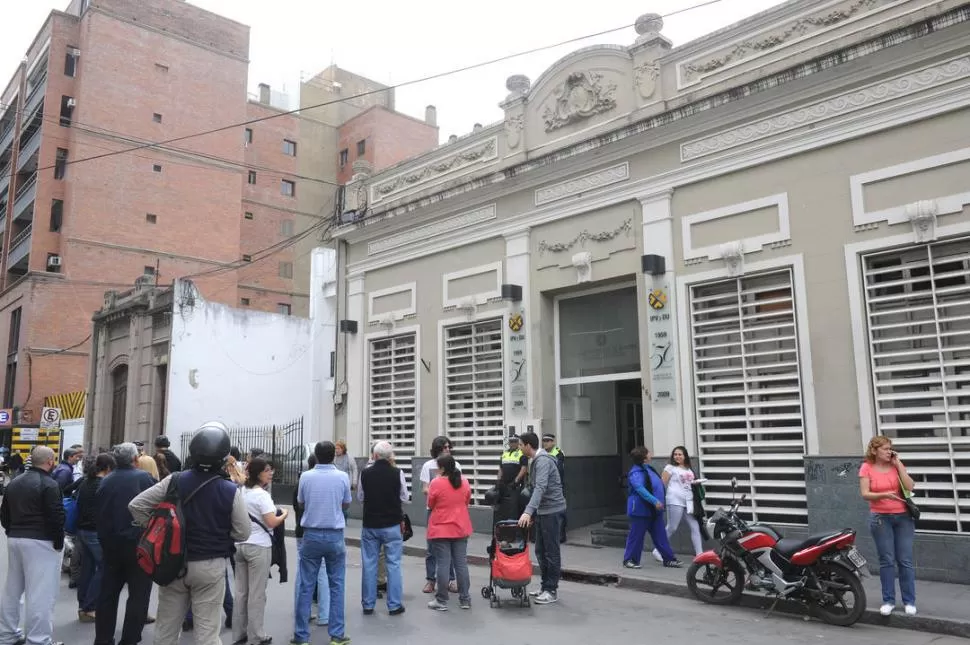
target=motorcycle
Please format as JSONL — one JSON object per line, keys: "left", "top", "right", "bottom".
{"left": 686, "top": 478, "right": 868, "bottom": 627}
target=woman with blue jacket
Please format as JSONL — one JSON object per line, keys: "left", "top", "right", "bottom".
{"left": 623, "top": 446, "right": 683, "bottom": 569}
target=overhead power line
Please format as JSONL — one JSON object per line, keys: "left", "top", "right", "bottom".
{"left": 9, "top": 0, "right": 726, "bottom": 177}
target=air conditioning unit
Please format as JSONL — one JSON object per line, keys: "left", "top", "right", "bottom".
{"left": 47, "top": 255, "right": 62, "bottom": 267}
{"left": 66, "top": 98, "right": 77, "bottom": 108}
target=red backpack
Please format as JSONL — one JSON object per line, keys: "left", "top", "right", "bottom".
{"left": 135, "top": 473, "right": 220, "bottom": 585}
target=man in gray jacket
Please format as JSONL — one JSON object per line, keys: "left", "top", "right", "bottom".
{"left": 517, "top": 432, "right": 566, "bottom": 605}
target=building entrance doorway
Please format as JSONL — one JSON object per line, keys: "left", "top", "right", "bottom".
{"left": 616, "top": 379, "right": 644, "bottom": 472}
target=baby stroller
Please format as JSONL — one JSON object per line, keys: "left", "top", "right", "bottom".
{"left": 481, "top": 520, "right": 532, "bottom": 608}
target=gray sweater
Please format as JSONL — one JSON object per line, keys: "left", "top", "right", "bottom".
{"left": 524, "top": 449, "right": 567, "bottom": 517}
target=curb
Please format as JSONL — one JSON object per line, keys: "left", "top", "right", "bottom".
{"left": 333, "top": 535, "right": 970, "bottom": 639}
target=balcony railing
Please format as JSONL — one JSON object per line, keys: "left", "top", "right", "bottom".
{"left": 8, "top": 223, "right": 32, "bottom": 267}
{"left": 22, "top": 73, "right": 47, "bottom": 118}
{"left": 12, "top": 175, "right": 36, "bottom": 222}
{"left": 0, "top": 125, "right": 14, "bottom": 158}
{"left": 0, "top": 163, "right": 10, "bottom": 195}
{"left": 16, "top": 127, "right": 42, "bottom": 173}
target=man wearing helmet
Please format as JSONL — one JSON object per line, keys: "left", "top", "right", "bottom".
{"left": 130, "top": 421, "right": 250, "bottom": 645}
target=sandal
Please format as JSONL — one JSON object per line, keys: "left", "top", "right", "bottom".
{"left": 448, "top": 581, "right": 458, "bottom": 593}
{"left": 422, "top": 581, "right": 435, "bottom": 594}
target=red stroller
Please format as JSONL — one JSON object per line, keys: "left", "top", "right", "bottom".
{"left": 481, "top": 520, "right": 533, "bottom": 608}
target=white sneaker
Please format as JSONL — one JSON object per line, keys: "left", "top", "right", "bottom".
{"left": 528, "top": 589, "right": 540, "bottom": 597}
{"left": 651, "top": 549, "right": 663, "bottom": 562}
{"left": 904, "top": 605, "right": 917, "bottom": 616}
{"left": 879, "top": 603, "right": 894, "bottom": 616}
{"left": 534, "top": 590, "right": 558, "bottom": 604}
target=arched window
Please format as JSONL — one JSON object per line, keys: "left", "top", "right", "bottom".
{"left": 110, "top": 364, "right": 128, "bottom": 447}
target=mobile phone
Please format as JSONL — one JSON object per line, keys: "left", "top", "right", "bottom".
{"left": 890, "top": 451, "right": 898, "bottom": 459}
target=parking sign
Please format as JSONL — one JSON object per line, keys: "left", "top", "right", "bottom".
{"left": 0, "top": 409, "right": 11, "bottom": 426}
{"left": 40, "top": 407, "right": 62, "bottom": 429}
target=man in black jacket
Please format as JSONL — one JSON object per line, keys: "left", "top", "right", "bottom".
{"left": 154, "top": 435, "right": 182, "bottom": 474}
{"left": 94, "top": 442, "right": 156, "bottom": 645}
{"left": 0, "top": 446, "right": 66, "bottom": 645}
{"left": 359, "top": 440, "right": 406, "bottom": 616}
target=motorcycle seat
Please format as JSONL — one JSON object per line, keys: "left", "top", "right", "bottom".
{"left": 775, "top": 530, "right": 846, "bottom": 559}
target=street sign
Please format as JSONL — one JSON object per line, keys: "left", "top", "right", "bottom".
{"left": 0, "top": 409, "right": 11, "bottom": 426}
{"left": 40, "top": 407, "right": 62, "bottom": 429}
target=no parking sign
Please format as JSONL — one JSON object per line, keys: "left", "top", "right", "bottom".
{"left": 0, "top": 409, "right": 11, "bottom": 426}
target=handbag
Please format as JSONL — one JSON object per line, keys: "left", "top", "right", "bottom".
{"left": 898, "top": 473, "right": 920, "bottom": 521}
{"left": 400, "top": 513, "right": 413, "bottom": 542}
{"left": 63, "top": 489, "right": 80, "bottom": 535}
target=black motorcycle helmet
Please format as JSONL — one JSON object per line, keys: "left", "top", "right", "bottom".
{"left": 188, "top": 421, "right": 231, "bottom": 473}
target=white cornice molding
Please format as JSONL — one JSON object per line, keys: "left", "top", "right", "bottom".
{"left": 681, "top": 55, "right": 970, "bottom": 162}
{"left": 366, "top": 204, "right": 497, "bottom": 256}
{"left": 534, "top": 163, "right": 630, "bottom": 206}
{"left": 370, "top": 137, "right": 499, "bottom": 205}
{"left": 345, "top": 75, "right": 970, "bottom": 276}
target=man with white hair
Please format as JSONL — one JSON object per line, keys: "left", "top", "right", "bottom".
{"left": 0, "top": 445, "right": 66, "bottom": 645}
{"left": 358, "top": 440, "right": 407, "bottom": 616}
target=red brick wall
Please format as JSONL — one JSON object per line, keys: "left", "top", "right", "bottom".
{"left": 336, "top": 107, "right": 438, "bottom": 184}
{"left": 239, "top": 101, "right": 300, "bottom": 313}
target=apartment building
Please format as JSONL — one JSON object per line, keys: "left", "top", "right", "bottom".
{"left": 0, "top": 1, "right": 441, "bottom": 424}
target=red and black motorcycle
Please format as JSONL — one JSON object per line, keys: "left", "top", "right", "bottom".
{"left": 686, "top": 478, "right": 868, "bottom": 627}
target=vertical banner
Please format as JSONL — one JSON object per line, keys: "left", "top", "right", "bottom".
{"left": 647, "top": 283, "right": 676, "bottom": 403}
{"left": 507, "top": 307, "right": 529, "bottom": 419}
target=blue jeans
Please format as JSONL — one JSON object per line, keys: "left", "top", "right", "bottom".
{"left": 76, "top": 529, "right": 103, "bottom": 612}
{"left": 294, "top": 529, "right": 345, "bottom": 642}
{"left": 361, "top": 526, "right": 404, "bottom": 611}
{"left": 295, "top": 538, "right": 329, "bottom": 625}
{"left": 425, "top": 509, "right": 456, "bottom": 583}
{"left": 869, "top": 512, "right": 916, "bottom": 606}
{"left": 624, "top": 513, "right": 674, "bottom": 564}
{"left": 535, "top": 512, "right": 563, "bottom": 593}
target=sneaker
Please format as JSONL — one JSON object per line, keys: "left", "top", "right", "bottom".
{"left": 534, "top": 590, "right": 558, "bottom": 604}
{"left": 389, "top": 606, "right": 406, "bottom": 616}
{"left": 330, "top": 637, "right": 351, "bottom": 645}
{"left": 879, "top": 603, "right": 894, "bottom": 616}
{"left": 664, "top": 560, "right": 683, "bottom": 568}
{"left": 528, "top": 589, "right": 540, "bottom": 597}
{"left": 904, "top": 605, "right": 917, "bottom": 616}
{"left": 289, "top": 640, "right": 309, "bottom": 645}
{"left": 362, "top": 607, "right": 374, "bottom": 615}
{"left": 427, "top": 599, "right": 448, "bottom": 611}
{"left": 623, "top": 560, "right": 642, "bottom": 569}
{"left": 459, "top": 599, "right": 471, "bottom": 610}
{"left": 651, "top": 548, "right": 663, "bottom": 562}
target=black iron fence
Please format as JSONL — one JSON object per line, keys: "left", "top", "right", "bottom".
{"left": 180, "top": 417, "right": 306, "bottom": 493}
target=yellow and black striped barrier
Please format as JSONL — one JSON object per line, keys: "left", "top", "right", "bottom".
{"left": 43, "top": 391, "right": 86, "bottom": 420}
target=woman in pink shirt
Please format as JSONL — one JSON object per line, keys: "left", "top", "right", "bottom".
{"left": 426, "top": 454, "right": 472, "bottom": 611}
{"left": 859, "top": 435, "right": 917, "bottom": 617}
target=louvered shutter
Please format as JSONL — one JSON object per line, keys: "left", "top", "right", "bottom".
{"left": 689, "top": 268, "right": 808, "bottom": 525}
{"left": 863, "top": 238, "right": 970, "bottom": 533}
{"left": 368, "top": 333, "right": 417, "bottom": 488}
{"left": 444, "top": 319, "right": 505, "bottom": 503}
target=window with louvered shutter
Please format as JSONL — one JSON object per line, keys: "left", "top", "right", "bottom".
{"left": 689, "top": 268, "right": 808, "bottom": 526}
{"left": 368, "top": 333, "right": 417, "bottom": 488}
{"left": 443, "top": 319, "right": 505, "bottom": 503}
{"left": 863, "top": 238, "right": 970, "bottom": 533}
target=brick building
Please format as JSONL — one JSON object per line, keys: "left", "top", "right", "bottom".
{"left": 336, "top": 105, "right": 439, "bottom": 185}
{"left": 0, "top": 0, "right": 441, "bottom": 424}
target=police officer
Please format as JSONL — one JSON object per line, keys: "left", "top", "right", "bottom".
{"left": 130, "top": 422, "right": 250, "bottom": 645}
{"left": 493, "top": 436, "right": 528, "bottom": 522}
{"left": 542, "top": 434, "right": 567, "bottom": 543}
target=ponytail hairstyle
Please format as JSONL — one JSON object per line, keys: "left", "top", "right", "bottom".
{"left": 437, "top": 454, "right": 462, "bottom": 489}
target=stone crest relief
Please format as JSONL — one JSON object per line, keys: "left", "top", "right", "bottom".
{"left": 541, "top": 71, "right": 617, "bottom": 133}
{"left": 505, "top": 114, "right": 524, "bottom": 149}
{"left": 634, "top": 61, "right": 660, "bottom": 100}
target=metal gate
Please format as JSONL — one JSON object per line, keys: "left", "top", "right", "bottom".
{"left": 180, "top": 417, "right": 305, "bottom": 500}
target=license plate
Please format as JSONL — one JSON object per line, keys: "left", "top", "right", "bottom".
{"left": 846, "top": 548, "right": 867, "bottom": 569}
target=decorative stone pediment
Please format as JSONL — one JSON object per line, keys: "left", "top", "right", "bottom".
{"left": 540, "top": 71, "right": 618, "bottom": 133}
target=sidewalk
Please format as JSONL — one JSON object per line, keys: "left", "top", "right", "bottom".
{"left": 280, "top": 509, "right": 970, "bottom": 638}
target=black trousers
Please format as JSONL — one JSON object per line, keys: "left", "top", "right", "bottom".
{"left": 94, "top": 539, "right": 153, "bottom": 645}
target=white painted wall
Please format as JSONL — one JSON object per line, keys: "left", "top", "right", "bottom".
{"left": 308, "top": 247, "right": 337, "bottom": 444}
{"left": 166, "top": 280, "right": 312, "bottom": 457}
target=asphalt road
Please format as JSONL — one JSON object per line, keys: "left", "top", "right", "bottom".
{"left": 1, "top": 534, "right": 966, "bottom": 645}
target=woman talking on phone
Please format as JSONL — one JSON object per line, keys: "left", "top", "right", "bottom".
{"left": 859, "top": 435, "right": 917, "bottom": 617}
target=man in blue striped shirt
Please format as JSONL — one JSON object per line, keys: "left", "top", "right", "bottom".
{"left": 292, "top": 442, "right": 351, "bottom": 645}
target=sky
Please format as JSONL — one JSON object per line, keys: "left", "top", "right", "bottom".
{"left": 1, "top": 0, "right": 788, "bottom": 144}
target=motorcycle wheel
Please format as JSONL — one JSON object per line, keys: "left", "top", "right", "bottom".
{"left": 686, "top": 558, "right": 745, "bottom": 606}
{"left": 810, "top": 562, "right": 866, "bottom": 627}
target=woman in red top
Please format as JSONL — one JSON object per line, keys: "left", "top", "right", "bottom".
{"left": 426, "top": 454, "right": 472, "bottom": 611}
{"left": 859, "top": 435, "right": 917, "bottom": 617}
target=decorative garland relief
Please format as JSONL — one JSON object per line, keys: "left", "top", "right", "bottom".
{"left": 537, "top": 218, "right": 633, "bottom": 255}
